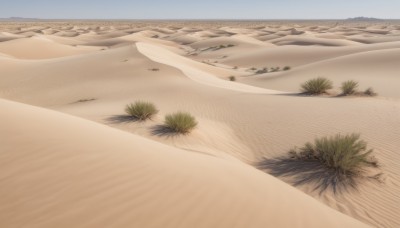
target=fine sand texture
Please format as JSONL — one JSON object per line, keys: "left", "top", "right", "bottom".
{"left": 1, "top": 20, "right": 400, "bottom": 227}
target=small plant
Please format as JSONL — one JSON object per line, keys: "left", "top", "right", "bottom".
{"left": 227, "top": 44, "right": 235, "bottom": 47}
{"left": 290, "top": 133, "right": 378, "bottom": 177}
{"left": 148, "top": 68, "right": 160, "bottom": 71}
{"left": 125, "top": 101, "right": 158, "bottom": 121}
{"left": 270, "top": 67, "right": 280, "bottom": 72}
{"left": 364, "top": 87, "right": 377, "bottom": 96}
{"left": 228, "top": 76, "right": 236, "bottom": 81}
{"left": 255, "top": 68, "right": 268, "bottom": 74}
{"left": 250, "top": 67, "right": 257, "bottom": 71}
{"left": 301, "top": 77, "right": 333, "bottom": 95}
{"left": 233, "top": 66, "right": 238, "bottom": 69}
{"left": 164, "top": 112, "right": 197, "bottom": 134}
{"left": 341, "top": 80, "right": 359, "bottom": 95}
{"left": 283, "top": 66, "right": 291, "bottom": 71}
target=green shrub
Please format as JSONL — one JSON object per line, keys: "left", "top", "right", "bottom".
{"left": 341, "top": 80, "right": 359, "bottom": 95}
{"left": 125, "top": 101, "right": 158, "bottom": 121}
{"left": 301, "top": 77, "right": 333, "bottom": 95}
{"left": 164, "top": 112, "right": 197, "bottom": 134}
{"left": 290, "top": 133, "right": 378, "bottom": 176}
{"left": 228, "top": 76, "right": 236, "bottom": 81}
{"left": 364, "top": 87, "right": 377, "bottom": 96}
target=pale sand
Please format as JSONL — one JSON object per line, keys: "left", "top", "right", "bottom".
{"left": 1, "top": 21, "right": 400, "bottom": 227}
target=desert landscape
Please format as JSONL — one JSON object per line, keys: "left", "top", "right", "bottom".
{"left": 1, "top": 20, "right": 400, "bottom": 227}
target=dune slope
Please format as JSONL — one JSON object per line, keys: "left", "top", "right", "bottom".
{"left": 0, "top": 99, "right": 369, "bottom": 228}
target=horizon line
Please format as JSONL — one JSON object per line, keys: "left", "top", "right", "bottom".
{"left": 2, "top": 18, "right": 400, "bottom": 21}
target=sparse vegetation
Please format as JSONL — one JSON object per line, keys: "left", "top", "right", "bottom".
{"left": 125, "top": 101, "right": 158, "bottom": 121}
{"left": 164, "top": 112, "right": 197, "bottom": 134}
{"left": 229, "top": 76, "right": 236, "bottom": 81}
{"left": 301, "top": 77, "right": 333, "bottom": 95}
{"left": 283, "top": 66, "right": 291, "bottom": 71}
{"left": 341, "top": 80, "right": 359, "bottom": 95}
{"left": 289, "top": 133, "right": 378, "bottom": 177}
{"left": 270, "top": 67, "right": 280, "bottom": 72}
{"left": 148, "top": 68, "right": 160, "bottom": 71}
{"left": 207, "top": 44, "right": 236, "bottom": 51}
{"left": 364, "top": 87, "right": 377, "bottom": 96}
{"left": 255, "top": 67, "right": 268, "bottom": 74}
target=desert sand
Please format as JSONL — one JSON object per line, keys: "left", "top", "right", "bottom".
{"left": 1, "top": 20, "right": 400, "bottom": 227}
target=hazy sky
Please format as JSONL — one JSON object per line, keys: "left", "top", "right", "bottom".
{"left": 1, "top": 0, "right": 399, "bottom": 19}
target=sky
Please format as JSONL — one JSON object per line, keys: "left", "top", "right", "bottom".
{"left": 1, "top": 0, "right": 399, "bottom": 20}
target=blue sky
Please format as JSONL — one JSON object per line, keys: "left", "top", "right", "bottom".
{"left": 1, "top": 0, "right": 399, "bottom": 19}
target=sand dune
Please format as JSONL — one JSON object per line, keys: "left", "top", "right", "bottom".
{"left": 243, "top": 47, "right": 400, "bottom": 98}
{"left": 0, "top": 99, "right": 369, "bottom": 228}
{"left": 1, "top": 21, "right": 400, "bottom": 227}
{"left": 0, "top": 35, "right": 101, "bottom": 59}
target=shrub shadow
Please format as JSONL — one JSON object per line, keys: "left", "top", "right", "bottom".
{"left": 256, "top": 157, "right": 359, "bottom": 195}
{"left": 150, "top": 125, "right": 180, "bottom": 137}
{"left": 106, "top": 115, "right": 139, "bottom": 124}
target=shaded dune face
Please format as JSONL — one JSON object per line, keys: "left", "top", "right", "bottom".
{"left": 1, "top": 21, "right": 400, "bottom": 228}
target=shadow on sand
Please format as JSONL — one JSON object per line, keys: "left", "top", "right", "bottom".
{"left": 256, "top": 157, "right": 360, "bottom": 195}
{"left": 105, "top": 115, "right": 139, "bottom": 124}
{"left": 150, "top": 124, "right": 181, "bottom": 138}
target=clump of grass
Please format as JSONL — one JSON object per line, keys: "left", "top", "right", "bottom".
{"left": 233, "top": 66, "right": 238, "bottom": 69}
{"left": 148, "top": 68, "right": 160, "bottom": 71}
{"left": 164, "top": 112, "right": 197, "bottom": 134}
{"left": 270, "top": 67, "right": 280, "bottom": 72}
{"left": 125, "top": 101, "right": 158, "bottom": 121}
{"left": 283, "top": 66, "right": 291, "bottom": 71}
{"left": 228, "top": 76, "right": 236, "bottom": 81}
{"left": 301, "top": 77, "right": 333, "bottom": 95}
{"left": 364, "top": 87, "right": 377, "bottom": 96}
{"left": 341, "top": 80, "right": 359, "bottom": 95}
{"left": 255, "top": 67, "right": 268, "bottom": 74}
{"left": 289, "top": 133, "right": 378, "bottom": 177}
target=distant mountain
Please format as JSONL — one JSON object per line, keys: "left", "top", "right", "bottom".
{"left": 346, "top": 17, "right": 383, "bottom": 21}
{"left": 0, "top": 17, "right": 40, "bottom": 21}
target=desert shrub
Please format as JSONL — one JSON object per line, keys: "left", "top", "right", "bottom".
{"left": 125, "top": 101, "right": 158, "bottom": 121}
{"left": 255, "top": 68, "right": 268, "bottom": 74}
{"left": 229, "top": 76, "right": 236, "bottom": 81}
{"left": 271, "top": 67, "right": 280, "bottom": 72}
{"left": 148, "top": 68, "right": 160, "bottom": 71}
{"left": 289, "top": 133, "right": 378, "bottom": 176}
{"left": 164, "top": 112, "right": 197, "bottom": 134}
{"left": 341, "top": 80, "right": 359, "bottom": 95}
{"left": 364, "top": 87, "right": 377, "bottom": 96}
{"left": 283, "top": 66, "right": 291, "bottom": 71}
{"left": 301, "top": 77, "right": 333, "bottom": 95}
